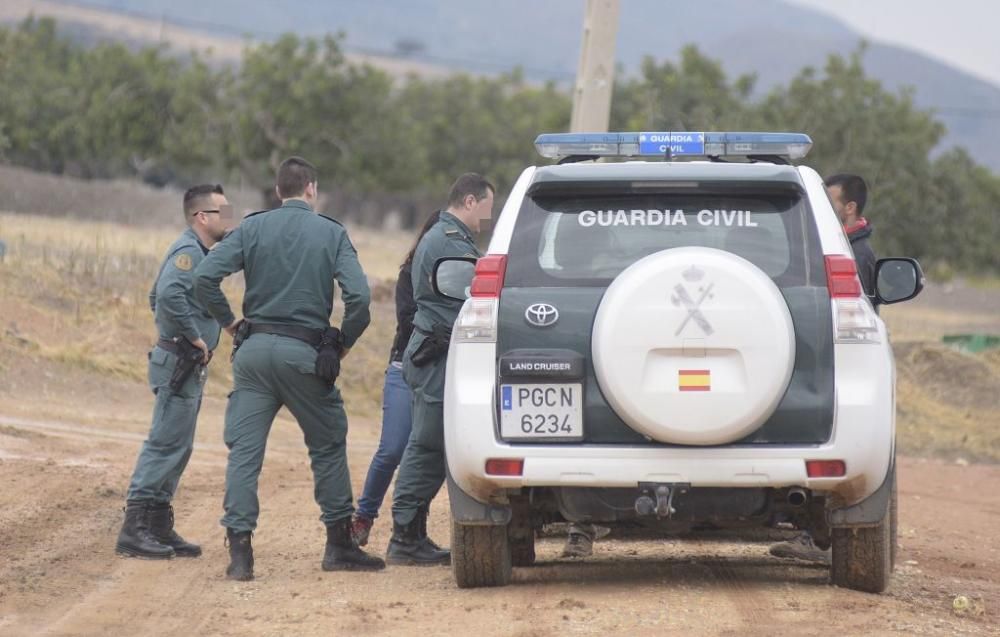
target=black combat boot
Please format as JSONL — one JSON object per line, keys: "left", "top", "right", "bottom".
{"left": 322, "top": 519, "right": 386, "bottom": 572}
{"left": 147, "top": 502, "right": 202, "bottom": 557}
{"left": 417, "top": 505, "right": 447, "bottom": 553}
{"left": 386, "top": 517, "right": 451, "bottom": 566}
{"left": 115, "top": 501, "right": 175, "bottom": 559}
{"left": 225, "top": 529, "right": 254, "bottom": 581}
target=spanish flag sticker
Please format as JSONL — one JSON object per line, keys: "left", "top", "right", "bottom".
{"left": 679, "top": 369, "right": 711, "bottom": 392}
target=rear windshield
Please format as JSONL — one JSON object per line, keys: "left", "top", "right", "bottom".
{"left": 505, "top": 191, "right": 824, "bottom": 288}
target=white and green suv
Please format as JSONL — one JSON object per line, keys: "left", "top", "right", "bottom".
{"left": 432, "top": 132, "right": 923, "bottom": 593}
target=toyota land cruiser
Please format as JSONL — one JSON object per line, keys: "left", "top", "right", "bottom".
{"left": 432, "top": 132, "right": 923, "bottom": 593}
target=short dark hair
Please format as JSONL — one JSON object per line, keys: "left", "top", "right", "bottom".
{"left": 183, "top": 184, "right": 224, "bottom": 221}
{"left": 447, "top": 172, "right": 494, "bottom": 208}
{"left": 825, "top": 173, "right": 868, "bottom": 215}
{"left": 277, "top": 156, "right": 318, "bottom": 199}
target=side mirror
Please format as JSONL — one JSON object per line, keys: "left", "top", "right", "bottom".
{"left": 875, "top": 258, "right": 924, "bottom": 305}
{"left": 432, "top": 257, "right": 477, "bottom": 301}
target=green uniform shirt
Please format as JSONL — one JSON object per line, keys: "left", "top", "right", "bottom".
{"left": 411, "top": 211, "right": 483, "bottom": 334}
{"left": 193, "top": 199, "right": 371, "bottom": 348}
{"left": 150, "top": 226, "right": 223, "bottom": 351}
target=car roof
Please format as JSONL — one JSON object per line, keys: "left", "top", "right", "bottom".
{"left": 529, "top": 161, "right": 804, "bottom": 188}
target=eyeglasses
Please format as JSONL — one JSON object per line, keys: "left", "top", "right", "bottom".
{"left": 195, "top": 204, "right": 234, "bottom": 218}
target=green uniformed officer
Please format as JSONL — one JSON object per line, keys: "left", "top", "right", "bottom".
{"left": 387, "top": 173, "right": 494, "bottom": 565}
{"left": 115, "top": 184, "right": 234, "bottom": 559}
{"left": 193, "top": 156, "right": 384, "bottom": 580}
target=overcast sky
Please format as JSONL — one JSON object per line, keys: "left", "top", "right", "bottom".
{"left": 787, "top": 0, "right": 1000, "bottom": 86}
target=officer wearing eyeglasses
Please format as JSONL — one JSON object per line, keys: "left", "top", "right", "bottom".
{"left": 115, "top": 184, "right": 235, "bottom": 560}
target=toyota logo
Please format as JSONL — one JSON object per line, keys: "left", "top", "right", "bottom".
{"left": 525, "top": 303, "right": 559, "bottom": 327}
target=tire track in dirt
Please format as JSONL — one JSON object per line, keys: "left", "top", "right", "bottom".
{"left": 2, "top": 411, "right": 998, "bottom": 637}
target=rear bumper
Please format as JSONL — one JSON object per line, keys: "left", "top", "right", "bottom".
{"left": 444, "top": 336, "right": 894, "bottom": 510}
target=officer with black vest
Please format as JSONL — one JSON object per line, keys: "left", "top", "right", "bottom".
{"left": 387, "top": 173, "right": 493, "bottom": 565}
{"left": 194, "top": 157, "right": 383, "bottom": 580}
{"left": 116, "top": 184, "right": 233, "bottom": 559}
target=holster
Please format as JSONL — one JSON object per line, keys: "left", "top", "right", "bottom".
{"left": 230, "top": 319, "right": 251, "bottom": 362}
{"left": 314, "top": 327, "right": 344, "bottom": 385}
{"left": 410, "top": 324, "right": 452, "bottom": 367}
{"left": 166, "top": 337, "right": 205, "bottom": 392}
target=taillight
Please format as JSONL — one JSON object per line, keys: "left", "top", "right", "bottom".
{"left": 825, "top": 254, "right": 880, "bottom": 344}
{"left": 824, "top": 255, "right": 862, "bottom": 298}
{"left": 806, "top": 459, "right": 846, "bottom": 478}
{"left": 485, "top": 458, "right": 524, "bottom": 476}
{"left": 470, "top": 255, "right": 507, "bottom": 298}
{"left": 453, "top": 298, "right": 498, "bottom": 343}
{"left": 455, "top": 255, "right": 505, "bottom": 343}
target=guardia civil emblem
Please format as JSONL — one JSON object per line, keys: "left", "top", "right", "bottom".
{"left": 174, "top": 253, "right": 193, "bottom": 271}
{"left": 671, "top": 265, "right": 714, "bottom": 336}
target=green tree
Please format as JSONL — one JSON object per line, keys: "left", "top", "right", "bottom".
{"left": 612, "top": 45, "right": 757, "bottom": 131}
{"left": 220, "top": 34, "right": 401, "bottom": 201}
{"left": 754, "top": 49, "right": 946, "bottom": 259}
{"left": 0, "top": 17, "right": 79, "bottom": 173}
{"left": 926, "top": 149, "right": 1000, "bottom": 272}
{"left": 396, "top": 70, "right": 570, "bottom": 195}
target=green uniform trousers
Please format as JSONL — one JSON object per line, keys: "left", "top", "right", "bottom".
{"left": 391, "top": 333, "right": 447, "bottom": 526}
{"left": 126, "top": 345, "right": 205, "bottom": 503}
{"left": 221, "top": 333, "right": 353, "bottom": 532}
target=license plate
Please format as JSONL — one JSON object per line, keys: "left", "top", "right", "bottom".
{"left": 500, "top": 383, "right": 583, "bottom": 440}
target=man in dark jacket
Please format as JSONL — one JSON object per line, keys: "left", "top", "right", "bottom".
{"left": 770, "top": 172, "right": 880, "bottom": 567}
{"left": 826, "top": 173, "right": 877, "bottom": 299}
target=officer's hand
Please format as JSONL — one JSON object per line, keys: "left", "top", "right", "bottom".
{"left": 224, "top": 319, "right": 243, "bottom": 338}
{"left": 192, "top": 337, "right": 211, "bottom": 364}
{"left": 339, "top": 346, "right": 351, "bottom": 360}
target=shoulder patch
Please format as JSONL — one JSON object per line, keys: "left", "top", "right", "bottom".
{"left": 243, "top": 209, "right": 269, "bottom": 220}
{"left": 445, "top": 229, "right": 460, "bottom": 237}
{"left": 174, "top": 253, "right": 193, "bottom": 271}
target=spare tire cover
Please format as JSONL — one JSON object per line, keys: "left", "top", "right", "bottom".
{"left": 592, "top": 247, "right": 794, "bottom": 445}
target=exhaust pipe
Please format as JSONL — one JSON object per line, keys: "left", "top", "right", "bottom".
{"left": 787, "top": 487, "right": 809, "bottom": 507}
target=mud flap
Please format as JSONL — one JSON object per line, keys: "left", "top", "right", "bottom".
{"left": 829, "top": 457, "right": 894, "bottom": 528}
{"left": 446, "top": 470, "right": 511, "bottom": 526}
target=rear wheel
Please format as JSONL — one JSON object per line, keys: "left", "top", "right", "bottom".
{"left": 452, "top": 521, "right": 512, "bottom": 588}
{"left": 831, "top": 467, "right": 895, "bottom": 593}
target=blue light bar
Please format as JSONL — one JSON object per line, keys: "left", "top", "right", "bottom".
{"left": 534, "top": 132, "right": 813, "bottom": 160}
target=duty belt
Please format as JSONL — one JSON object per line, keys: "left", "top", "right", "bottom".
{"left": 156, "top": 337, "right": 183, "bottom": 354}
{"left": 248, "top": 323, "right": 324, "bottom": 348}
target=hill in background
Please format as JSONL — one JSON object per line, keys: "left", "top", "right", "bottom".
{"left": 0, "top": 0, "right": 1000, "bottom": 172}
{"left": 10, "top": 0, "right": 997, "bottom": 172}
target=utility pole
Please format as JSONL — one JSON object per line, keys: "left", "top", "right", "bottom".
{"left": 570, "top": 0, "right": 620, "bottom": 133}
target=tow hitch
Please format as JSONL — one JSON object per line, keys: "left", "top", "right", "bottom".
{"left": 635, "top": 483, "right": 689, "bottom": 519}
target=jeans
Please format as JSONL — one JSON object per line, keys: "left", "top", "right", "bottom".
{"left": 357, "top": 364, "right": 413, "bottom": 519}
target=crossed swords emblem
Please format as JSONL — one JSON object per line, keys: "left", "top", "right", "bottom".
{"left": 671, "top": 281, "right": 715, "bottom": 336}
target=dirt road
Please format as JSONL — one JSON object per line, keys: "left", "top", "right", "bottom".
{"left": 0, "top": 375, "right": 997, "bottom": 637}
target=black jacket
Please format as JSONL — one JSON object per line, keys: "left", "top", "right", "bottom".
{"left": 389, "top": 262, "right": 417, "bottom": 363}
{"left": 848, "top": 220, "right": 877, "bottom": 299}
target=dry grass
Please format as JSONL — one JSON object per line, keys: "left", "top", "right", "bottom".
{"left": 0, "top": 211, "right": 411, "bottom": 419}
{"left": 1, "top": 210, "right": 998, "bottom": 461}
